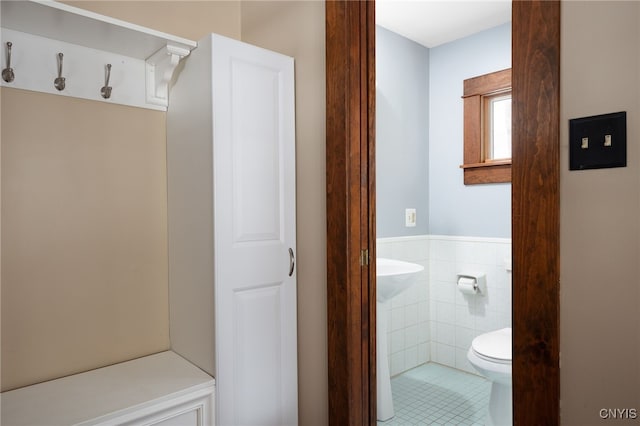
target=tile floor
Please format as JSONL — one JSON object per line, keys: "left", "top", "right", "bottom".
{"left": 378, "top": 363, "right": 490, "bottom": 425}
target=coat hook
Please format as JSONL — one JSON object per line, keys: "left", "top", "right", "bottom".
{"left": 54, "top": 52, "right": 65, "bottom": 91}
{"left": 101, "top": 64, "right": 112, "bottom": 99}
{"left": 2, "top": 42, "right": 14, "bottom": 83}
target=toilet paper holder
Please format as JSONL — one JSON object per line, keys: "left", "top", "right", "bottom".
{"left": 456, "top": 272, "right": 487, "bottom": 295}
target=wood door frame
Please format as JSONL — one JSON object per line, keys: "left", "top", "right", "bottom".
{"left": 326, "top": 2, "right": 376, "bottom": 424}
{"left": 325, "top": 1, "right": 560, "bottom": 424}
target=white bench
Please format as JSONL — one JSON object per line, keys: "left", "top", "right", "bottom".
{"left": 1, "top": 351, "right": 215, "bottom": 425}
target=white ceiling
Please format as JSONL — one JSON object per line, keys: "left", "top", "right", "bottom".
{"left": 376, "top": 0, "right": 512, "bottom": 48}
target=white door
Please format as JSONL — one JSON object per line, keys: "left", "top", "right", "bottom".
{"left": 212, "top": 35, "right": 297, "bottom": 426}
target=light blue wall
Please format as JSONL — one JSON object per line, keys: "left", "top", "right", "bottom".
{"left": 428, "top": 23, "right": 512, "bottom": 238}
{"left": 376, "top": 26, "right": 430, "bottom": 238}
{"left": 376, "top": 23, "right": 511, "bottom": 239}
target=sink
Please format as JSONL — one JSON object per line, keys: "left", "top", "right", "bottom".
{"left": 376, "top": 257, "right": 424, "bottom": 421}
{"left": 376, "top": 258, "right": 424, "bottom": 303}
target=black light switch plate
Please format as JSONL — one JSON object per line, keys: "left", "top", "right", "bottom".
{"left": 569, "top": 111, "right": 626, "bottom": 170}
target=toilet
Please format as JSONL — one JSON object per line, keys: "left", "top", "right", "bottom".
{"left": 467, "top": 327, "right": 512, "bottom": 426}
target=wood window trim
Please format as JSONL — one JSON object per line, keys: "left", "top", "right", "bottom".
{"left": 461, "top": 68, "right": 512, "bottom": 185}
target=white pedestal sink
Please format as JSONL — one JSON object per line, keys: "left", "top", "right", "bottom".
{"left": 376, "top": 258, "right": 424, "bottom": 422}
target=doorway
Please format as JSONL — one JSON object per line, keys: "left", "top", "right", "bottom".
{"left": 325, "top": 1, "right": 560, "bottom": 425}
{"left": 375, "top": 14, "right": 512, "bottom": 422}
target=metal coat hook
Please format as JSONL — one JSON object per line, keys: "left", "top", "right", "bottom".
{"left": 2, "top": 42, "right": 14, "bottom": 83}
{"left": 101, "top": 64, "right": 112, "bottom": 99}
{"left": 54, "top": 52, "right": 65, "bottom": 91}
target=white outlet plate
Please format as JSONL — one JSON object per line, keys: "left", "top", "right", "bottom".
{"left": 405, "top": 208, "right": 416, "bottom": 227}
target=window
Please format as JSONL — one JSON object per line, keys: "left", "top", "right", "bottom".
{"left": 461, "top": 68, "right": 512, "bottom": 184}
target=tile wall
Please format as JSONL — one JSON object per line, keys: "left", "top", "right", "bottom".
{"left": 377, "top": 236, "right": 430, "bottom": 376}
{"left": 377, "top": 235, "right": 512, "bottom": 377}
{"left": 429, "top": 235, "right": 512, "bottom": 374}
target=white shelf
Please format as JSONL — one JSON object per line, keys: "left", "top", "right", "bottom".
{"left": 0, "top": 0, "right": 197, "bottom": 110}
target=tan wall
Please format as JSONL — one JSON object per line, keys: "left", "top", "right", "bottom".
{"left": 1, "top": 88, "right": 170, "bottom": 391}
{"left": 240, "top": 2, "right": 327, "bottom": 424}
{"left": 560, "top": 1, "right": 640, "bottom": 424}
{"left": 66, "top": 1, "right": 241, "bottom": 41}
{"left": 1, "top": 1, "right": 242, "bottom": 392}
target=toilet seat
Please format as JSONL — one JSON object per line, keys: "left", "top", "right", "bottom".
{"left": 471, "top": 327, "right": 511, "bottom": 364}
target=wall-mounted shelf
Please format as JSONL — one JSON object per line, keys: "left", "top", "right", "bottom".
{"left": 0, "top": 0, "right": 197, "bottom": 110}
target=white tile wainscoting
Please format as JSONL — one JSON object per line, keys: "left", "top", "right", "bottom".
{"left": 376, "top": 235, "right": 512, "bottom": 377}
{"left": 377, "top": 236, "right": 431, "bottom": 377}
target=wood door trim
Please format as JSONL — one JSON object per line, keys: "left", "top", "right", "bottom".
{"left": 325, "top": 1, "right": 376, "bottom": 424}
{"left": 325, "top": 1, "right": 560, "bottom": 424}
{"left": 512, "top": 2, "right": 561, "bottom": 424}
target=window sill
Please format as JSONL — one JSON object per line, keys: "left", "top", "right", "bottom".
{"left": 460, "top": 160, "right": 511, "bottom": 184}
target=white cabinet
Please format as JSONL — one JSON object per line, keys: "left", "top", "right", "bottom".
{"left": 0, "top": 351, "right": 215, "bottom": 426}
{"left": 167, "top": 34, "right": 298, "bottom": 425}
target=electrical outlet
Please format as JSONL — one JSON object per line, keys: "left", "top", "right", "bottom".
{"left": 405, "top": 208, "right": 416, "bottom": 227}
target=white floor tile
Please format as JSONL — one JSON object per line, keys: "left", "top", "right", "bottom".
{"left": 377, "top": 362, "right": 490, "bottom": 425}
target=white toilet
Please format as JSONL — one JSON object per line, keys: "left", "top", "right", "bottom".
{"left": 467, "top": 327, "right": 512, "bottom": 426}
